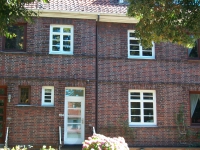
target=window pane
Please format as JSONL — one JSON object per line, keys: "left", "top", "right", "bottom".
{"left": 52, "top": 46, "right": 60, "bottom": 51}
{"left": 130, "top": 45, "right": 139, "bottom": 50}
{"left": 131, "top": 109, "right": 140, "bottom": 115}
{"left": 63, "top": 35, "right": 71, "bottom": 40}
{"left": 53, "top": 40, "right": 60, "bottom": 45}
{"left": 53, "top": 27, "right": 60, "bottom": 32}
{"left": 130, "top": 40, "right": 139, "bottom": 45}
{"left": 129, "top": 33, "right": 135, "bottom": 37}
{"left": 131, "top": 102, "right": 140, "bottom": 108}
{"left": 144, "top": 116, "right": 154, "bottom": 122}
{"left": 144, "top": 102, "right": 153, "bottom": 108}
{"left": 53, "top": 35, "right": 60, "bottom": 40}
{"left": 66, "top": 89, "right": 84, "bottom": 96}
{"left": 63, "top": 41, "right": 70, "bottom": 46}
{"left": 130, "top": 92, "right": 140, "bottom": 99}
{"left": 5, "top": 25, "right": 24, "bottom": 50}
{"left": 144, "top": 109, "right": 153, "bottom": 115}
{"left": 63, "top": 28, "right": 71, "bottom": 33}
{"left": 0, "top": 89, "right": 5, "bottom": 95}
{"left": 131, "top": 116, "right": 140, "bottom": 122}
{"left": 68, "top": 102, "right": 81, "bottom": 109}
{"left": 130, "top": 51, "right": 139, "bottom": 56}
{"left": 189, "top": 41, "right": 198, "bottom": 58}
{"left": 20, "top": 88, "right": 29, "bottom": 103}
{"left": 63, "top": 46, "right": 70, "bottom": 51}
{"left": 143, "top": 93, "right": 153, "bottom": 100}
{"left": 143, "top": 51, "right": 152, "bottom": 56}
{"left": 0, "top": 100, "right": 4, "bottom": 106}
{"left": 191, "top": 99, "right": 200, "bottom": 123}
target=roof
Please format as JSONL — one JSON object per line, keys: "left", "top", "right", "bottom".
{"left": 27, "top": 0, "right": 128, "bottom": 14}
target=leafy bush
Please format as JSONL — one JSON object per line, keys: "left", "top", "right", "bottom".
{"left": 82, "top": 134, "right": 129, "bottom": 150}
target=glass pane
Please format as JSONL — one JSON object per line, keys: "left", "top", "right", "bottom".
{"left": 131, "top": 116, "right": 140, "bottom": 122}
{"left": 191, "top": 99, "right": 200, "bottom": 123}
{"left": 0, "top": 89, "right": 5, "bottom": 95}
{"left": 52, "top": 46, "right": 60, "bottom": 51}
{"left": 143, "top": 93, "right": 153, "bottom": 100}
{"left": 144, "top": 102, "right": 153, "bottom": 108}
{"left": 0, "top": 116, "right": 3, "bottom": 121}
{"left": 131, "top": 109, "right": 140, "bottom": 115}
{"left": 66, "top": 89, "right": 84, "bottom": 96}
{"left": 131, "top": 102, "right": 140, "bottom": 108}
{"left": 0, "top": 100, "right": 4, "bottom": 106}
{"left": 0, "top": 108, "right": 3, "bottom": 115}
{"left": 130, "top": 45, "right": 139, "bottom": 50}
{"left": 20, "top": 88, "right": 29, "bottom": 103}
{"left": 129, "top": 33, "right": 135, "bottom": 37}
{"left": 63, "top": 28, "right": 71, "bottom": 33}
{"left": 0, "top": 123, "right": 3, "bottom": 129}
{"left": 63, "top": 41, "right": 70, "bottom": 46}
{"left": 5, "top": 25, "right": 24, "bottom": 50}
{"left": 144, "top": 116, "right": 154, "bottom": 122}
{"left": 0, "top": 132, "right": 2, "bottom": 138}
{"left": 143, "top": 51, "right": 152, "bottom": 56}
{"left": 53, "top": 35, "right": 60, "bottom": 40}
{"left": 144, "top": 109, "right": 153, "bottom": 115}
{"left": 189, "top": 40, "right": 198, "bottom": 58}
{"left": 53, "top": 27, "right": 60, "bottom": 32}
{"left": 63, "top": 46, "right": 70, "bottom": 52}
{"left": 63, "top": 35, "right": 71, "bottom": 40}
{"left": 130, "top": 40, "right": 139, "bottom": 45}
{"left": 130, "top": 92, "right": 140, "bottom": 99}
{"left": 130, "top": 51, "right": 139, "bottom": 56}
{"left": 53, "top": 40, "right": 60, "bottom": 45}
{"left": 68, "top": 102, "right": 81, "bottom": 109}
{"left": 67, "top": 124, "right": 81, "bottom": 138}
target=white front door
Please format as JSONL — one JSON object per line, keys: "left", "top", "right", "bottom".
{"left": 64, "top": 87, "right": 85, "bottom": 145}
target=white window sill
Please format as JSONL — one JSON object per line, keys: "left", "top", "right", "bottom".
{"left": 49, "top": 52, "right": 73, "bottom": 55}
{"left": 129, "top": 125, "right": 158, "bottom": 128}
{"left": 128, "top": 57, "right": 155, "bottom": 60}
{"left": 15, "top": 104, "right": 55, "bottom": 107}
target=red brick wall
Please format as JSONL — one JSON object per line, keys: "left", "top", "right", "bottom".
{"left": 0, "top": 18, "right": 200, "bottom": 147}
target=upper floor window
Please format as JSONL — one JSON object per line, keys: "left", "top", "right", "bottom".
{"left": 188, "top": 39, "right": 200, "bottom": 59}
{"left": 42, "top": 86, "right": 54, "bottom": 106}
{"left": 129, "top": 90, "right": 157, "bottom": 126}
{"left": 128, "top": 30, "right": 155, "bottom": 59}
{"left": 3, "top": 23, "right": 27, "bottom": 52}
{"left": 49, "top": 25, "right": 74, "bottom": 55}
{"left": 190, "top": 92, "right": 200, "bottom": 126}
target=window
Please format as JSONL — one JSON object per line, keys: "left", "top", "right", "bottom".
{"left": 190, "top": 92, "right": 200, "bottom": 125}
{"left": 42, "top": 86, "right": 54, "bottom": 106}
{"left": 128, "top": 30, "right": 155, "bottom": 59}
{"left": 129, "top": 90, "right": 157, "bottom": 126}
{"left": 3, "top": 23, "right": 27, "bottom": 51}
{"left": 49, "top": 25, "right": 74, "bottom": 55}
{"left": 188, "top": 39, "right": 200, "bottom": 59}
{"left": 19, "top": 86, "right": 30, "bottom": 104}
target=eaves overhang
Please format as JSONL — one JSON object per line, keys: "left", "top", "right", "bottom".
{"left": 33, "top": 9, "right": 139, "bottom": 23}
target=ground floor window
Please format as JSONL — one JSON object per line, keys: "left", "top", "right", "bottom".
{"left": 129, "top": 90, "right": 157, "bottom": 126}
{"left": 190, "top": 92, "right": 200, "bottom": 125}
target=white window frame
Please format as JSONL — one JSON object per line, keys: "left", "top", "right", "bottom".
{"left": 128, "top": 90, "right": 157, "bottom": 127}
{"left": 42, "top": 86, "right": 54, "bottom": 106}
{"left": 128, "top": 30, "right": 155, "bottom": 59}
{"left": 49, "top": 25, "right": 74, "bottom": 55}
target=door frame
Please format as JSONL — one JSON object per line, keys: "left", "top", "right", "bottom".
{"left": 64, "top": 87, "right": 85, "bottom": 145}
{"left": 0, "top": 86, "right": 7, "bottom": 144}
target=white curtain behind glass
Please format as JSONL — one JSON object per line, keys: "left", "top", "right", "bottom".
{"left": 190, "top": 94, "right": 200, "bottom": 117}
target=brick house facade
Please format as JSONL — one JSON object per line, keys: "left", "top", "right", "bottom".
{"left": 0, "top": 0, "right": 200, "bottom": 148}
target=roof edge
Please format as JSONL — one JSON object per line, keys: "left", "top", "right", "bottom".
{"left": 33, "top": 9, "right": 138, "bottom": 23}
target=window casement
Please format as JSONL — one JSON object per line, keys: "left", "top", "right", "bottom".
{"left": 49, "top": 25, "right": 74, "bottom": 55}
{"left": 188, "top": 39, "right": 200, "bottom": 59}
{"left": 190, "top": 91, "right": 200, "bottom": 126}
{"left": 129, "top": 90, "right": 157, "bottom": 126}
{"left": 42, "top": 86, "right": 54, "bottom": 106}
{"left": 19, "top": 86, "right": 30, "bottom": 104}
{"left": 128, "top": 30, "right": 155, "bottom": 59}
{"left": 3, "top": 23, "right": 27, "bottom": 52}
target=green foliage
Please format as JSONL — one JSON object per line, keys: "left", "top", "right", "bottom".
{"left": 0, "top": 0, "right": 48, "bottom": 38}
{"left": 40, "top": 145, "right": 56, "bottom": 150}
{"left": 127, "top": 0, "right": 200, "bottom": 48}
